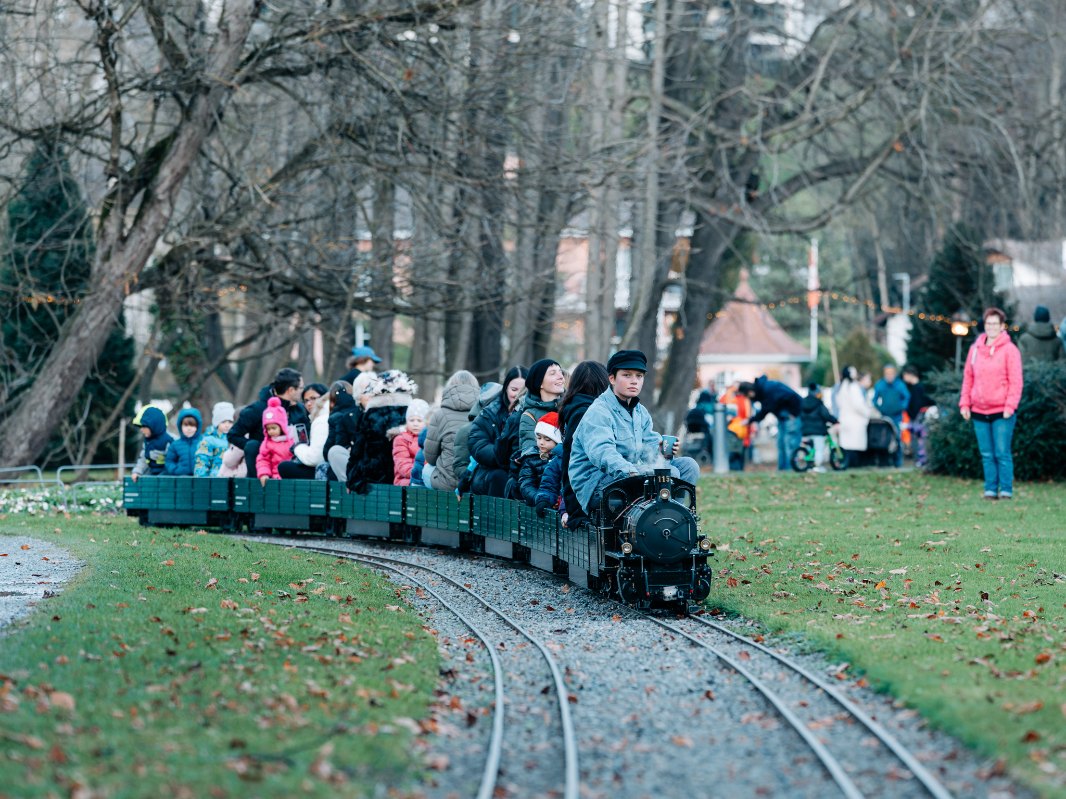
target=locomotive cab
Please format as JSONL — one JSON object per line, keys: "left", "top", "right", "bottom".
{"left": 595, "top": 469, "right": 713, "bottom": 609}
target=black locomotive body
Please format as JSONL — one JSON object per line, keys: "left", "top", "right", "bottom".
{"left": 591, "top": 469, "right": 713, "bottom": 608}
{"left": 123, "top": 473, "right": 713, "bottom": 611}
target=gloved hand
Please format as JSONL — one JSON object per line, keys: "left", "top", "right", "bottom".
{"left": 535, "top": 500, "right": 549, "bottom": 518}
{"left": 457, "top": 470, "right": 473, "bottom": 495}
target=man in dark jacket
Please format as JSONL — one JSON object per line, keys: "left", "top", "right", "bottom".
{"left": 1019, "top": 305, "right": 1063, "bottom": 362}
{"left": 873, "top": 365, "right": 909, "bottom": 467}
{"left": 738, "top": 376, "right": 803, "bottom": 471}
{"left": 228, "top": 368, "right": 309, "bottom": 478}
{"left": 901, "top": 365, "right": 936, "bottom": 467}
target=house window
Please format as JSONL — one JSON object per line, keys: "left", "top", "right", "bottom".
{"left": 993, "top": 263, "right": 1013, "bottom": 293}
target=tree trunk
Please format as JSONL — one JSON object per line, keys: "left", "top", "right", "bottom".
{"left": 653, "top": 212, "right": 738, "bottom": 432}
{"left": 370, "top": 176, "right": 397, "bottom": 368}
{"left": 0, "top": 2, "right": 258, "bottom": 467}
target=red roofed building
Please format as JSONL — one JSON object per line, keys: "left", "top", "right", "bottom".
{"left": 696, "top": 269, "right": 809, "bottom": 393}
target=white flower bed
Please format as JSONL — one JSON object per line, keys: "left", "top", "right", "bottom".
{"left": 0, "top": 484, "right": 123, "bottom": 515}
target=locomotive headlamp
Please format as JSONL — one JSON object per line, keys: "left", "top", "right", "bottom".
{"left": 620, "top": 541, "right": 634, "bottom": 554}
{"left": 698, "top": 537, "right": 713, "bottom": 552}
{"left": 658, "top": 488, "right": 671, "bottom": 502}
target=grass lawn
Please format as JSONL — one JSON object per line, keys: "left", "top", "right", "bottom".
{"left": 0, "top": 513, "right": 439, "bottom": 799}
{"left": 699, "top": 469, "right": 1065, "bottom": 799}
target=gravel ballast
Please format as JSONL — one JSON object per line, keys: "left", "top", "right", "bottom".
{"left": 272, "top": 537, "right": 1037, "bottom": 799}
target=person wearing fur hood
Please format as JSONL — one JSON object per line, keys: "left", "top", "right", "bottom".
{"left": 346, "top": 370, "right": 417, "bottom": 494}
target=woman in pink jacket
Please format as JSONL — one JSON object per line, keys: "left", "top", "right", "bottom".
{"left": 959, "top": 307, "right": 1024, "bottom": 499}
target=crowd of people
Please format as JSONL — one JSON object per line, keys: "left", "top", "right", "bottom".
{"left": 687, "top": 304, "right": 1061, "bottom": 493}
{"left": 127, "top": 304, "right": 1058, "bottom": 505}
{"left": 684, "top": 365, "right": 934, "bottom": 472}
{"left": 129, "top": 347, "right": 695, "bottom": 528}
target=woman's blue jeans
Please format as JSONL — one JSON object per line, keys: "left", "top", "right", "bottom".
{"left": 972, "top": 415, "right": 1016, "bottom": 496}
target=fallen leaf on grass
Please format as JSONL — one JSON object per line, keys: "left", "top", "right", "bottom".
{"left": 49, "top": 691, "right": 75, "bottom": 712}
{"left": 1003, "top": 701, "right": 1043, "bottom": 715}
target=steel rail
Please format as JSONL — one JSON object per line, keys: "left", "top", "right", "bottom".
{"left": 686, "top": 614, "right": 954, "bottom": 799}
{"left": 303, "top": 543, "right": 580, "bottom": 799}
{"left": 638, "top": 611, "right": 865, "bottom": 799}
{"left": 301, "top": 546, "right": 506, "bottom": 799}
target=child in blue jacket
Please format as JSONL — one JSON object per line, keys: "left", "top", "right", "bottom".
{"left": 165, "top": 408, "right": 203, "bottom": 475}
{"left": 131, "top": 405, "right": 174, "bottom": 481}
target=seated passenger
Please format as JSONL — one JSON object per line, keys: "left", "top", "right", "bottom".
{"left": 519, "top": 411, "right": 562, "bottom": 506}
{"left": 393, "top": 399, "right": 429, "bottom": 486}
{"left": 130, "top": 405, "right": 173, "bottom": 481}
{"left": 425, "top": 370, "right": 480, "bottom": 492}
{"left": 165, "top": 408, "right": 203, "bottom": 476}
{"left": 346, "top": 370, "right": 417, "bottom": 494}
{"left": 568, "top": 350, "right": 699, "bottom": 514}
{"left": 194, "top": 402, "right": 236, "bottom": 477}
{"left": 228, "top": 368, "right": 309, "bottom": 478}
{"left": 256, "top": 398, "right": 294, "bottom": 484}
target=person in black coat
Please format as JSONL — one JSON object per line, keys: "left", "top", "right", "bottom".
{"left": 738, "top": 376, "right": 803, "bottom": 471}
{"left": 325, "top": 373, "right": 374, "bottom": 482}
{"left": 799, "top": 383, "right": 839, "bottom": 471}
{"left": 902, "top": 364, "right": 937, "bottom": 467}
{"left": 469, "top": 365, "right": 527, "bottom": 497}
{"left": 556, "top": 361, "right": 609, "bottom": 528}
{"left": 227, "top": 368, "right": 309, "bottom": 478}
{"left": 346, "top": 370, "right": 418, "bottom": 494}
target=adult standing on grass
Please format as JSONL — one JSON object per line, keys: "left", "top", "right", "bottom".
{"left": 835, "top": 366, "right": 873, "bottom": 469}
{"left": 737, "top": 376, "right": 803, "bottom": 471}
{"left": 959, "top": 307, "right": 1024, "bottom": 500}
{"left": 873, "top": 364, "right": 909, "bottom": 467}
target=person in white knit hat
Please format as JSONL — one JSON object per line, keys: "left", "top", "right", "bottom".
{"left": 194, "top": 401, "right": 237, "bottom": 477}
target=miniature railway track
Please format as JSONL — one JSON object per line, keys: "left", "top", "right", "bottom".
{"left": 643, "top": 611, "right": 955, "bottom": 799}
{"left": 298, "top": 542, "right": 580, "bottom": 799}
{"left": 680, "top": 613, "right": 954, "bottom": 798}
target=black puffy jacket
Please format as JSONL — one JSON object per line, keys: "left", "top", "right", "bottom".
{"left": 346, "top": 394, "right": 411, "bottom": 494}
{"left": 559, "top": 393, "right": 595, "bottom": 526}
{"left": 228, "top": 384, "right": 310, "bottom": 450}
{"left": 469, "top": 396, "right": 511, "bottom": 497}
{"left": 324, "top": 389, "right": 361, "bottom": 455}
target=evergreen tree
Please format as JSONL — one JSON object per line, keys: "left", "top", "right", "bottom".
{"left": 905, "top": 225, "right": 1010, "bottom": 377}
{"left": 1, "top": 140, "right": 136, "bottom": 464}
{"left": 2, "top": 141, "right": 92, "bottom": 381}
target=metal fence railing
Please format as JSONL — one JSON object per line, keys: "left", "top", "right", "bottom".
{"left": 55, "top": 464, "right": 124, "bottom": 511}
{"left": 0, "top": 465, "right": 47, "bottom": 486}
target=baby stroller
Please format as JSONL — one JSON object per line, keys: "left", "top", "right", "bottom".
{"left": 682, "top": 407, "right": 713, "bottom": 467}
{"left": 865, "top": 417, "right": 899, "bottom": 468}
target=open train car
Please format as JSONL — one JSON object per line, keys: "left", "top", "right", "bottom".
{"left": 123, "top": 473, "right": 714, "bottom": 610}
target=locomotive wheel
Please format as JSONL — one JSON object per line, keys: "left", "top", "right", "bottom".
{"left": 790, "top": 446, "right": 813, "bottom": 472}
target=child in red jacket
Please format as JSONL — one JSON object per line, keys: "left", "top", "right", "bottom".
{"left": 256, "top": 397, "right": 294, "bottom": 484}
{"left": 392, "top": 399, "right": 429, "bottom": 486}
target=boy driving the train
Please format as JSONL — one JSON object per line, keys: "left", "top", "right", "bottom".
{"left": 568, "top": 349, "right": 701, "bottom": 514}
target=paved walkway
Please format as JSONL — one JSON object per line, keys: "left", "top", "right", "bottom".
{"left": 0, "top": 537, "right": 82, "bottom": 632}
